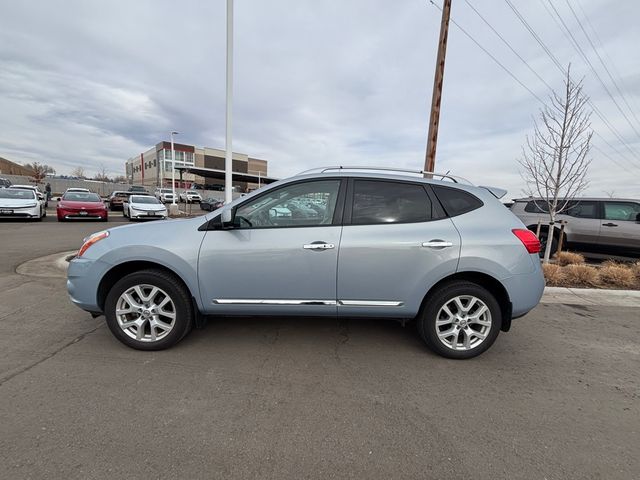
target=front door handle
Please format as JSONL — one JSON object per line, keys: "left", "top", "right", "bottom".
{"left": 303, "top": 242, "right": 335, "bottom": 251}
{"left": 602, "top": 223, "right": 618, "bottom": 227}
{"left": 422, "top": 240, "right": 453, "bottom": 248}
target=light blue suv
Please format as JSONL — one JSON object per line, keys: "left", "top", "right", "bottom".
{"left": 67, "top": 167, "right": 544, "bottom": 359}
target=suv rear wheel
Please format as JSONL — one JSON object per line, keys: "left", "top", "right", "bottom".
{"left": 104, "top": 269, "right": 194, "bottom": 350}
{"left": 418, "top": 281, "right": 502, "bottom": 359}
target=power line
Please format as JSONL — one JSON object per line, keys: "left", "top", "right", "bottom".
{"left": 464, "top": 0, "right": 554, "bottom": 92}
{"left": 505, "top": 0, "right": 640, "bottom": 166}
{"left": 428, "top": 0, "right": 545, "bottom": 104}
{"left": 544, "top": 0, "right": 640, "bottom": 140}
{"left": 566, "top": 0, "right": 640, "bottom": 128}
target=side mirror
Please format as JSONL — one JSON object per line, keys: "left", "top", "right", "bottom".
{"left": 636, "top": 212, "right": 640, "bottom": 222}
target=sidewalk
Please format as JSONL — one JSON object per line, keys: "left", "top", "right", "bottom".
{"left": 542, "top": 286, "right": 640, "bottom": 307}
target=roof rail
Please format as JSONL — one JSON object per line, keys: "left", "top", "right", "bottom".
{"left": 296, "top": 166, "right": 472, "bottom": 184}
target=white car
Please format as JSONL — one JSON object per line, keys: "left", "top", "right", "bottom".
{"left": 154, "top": 188, "right": 176, "bottom": 203}
{"left": 0, "top": 188, "right": 45, "bottom": 220}
{"left": 123, "top": 195, "right": 168, "bottom": 220}
{"left": 179, "top": 190, "right": 202, "bottom": 203}
{"left": 11, "top": 184, "right": 47, "bottom": 208}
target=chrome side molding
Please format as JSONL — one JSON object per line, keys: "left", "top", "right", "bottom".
{"left": 213, "top": 299, "right": 337, "bottom": 305}
{"left": 338, "top": 300, "right": 404, "bottom": 307}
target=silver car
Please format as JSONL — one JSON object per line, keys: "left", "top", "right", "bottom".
{"left": 510, "top": 197, "right": 640, "bottom": 256}
{"left": 67, "top": 167, "right": 545, "bottom": 359}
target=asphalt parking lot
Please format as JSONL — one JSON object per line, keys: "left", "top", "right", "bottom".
{"left": 0, "top": 208, "right": 638, "bottom": 479}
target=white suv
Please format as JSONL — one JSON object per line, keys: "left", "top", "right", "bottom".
{"left": 154, "top": 188, "right": 176, "bottom": 203}
{"left": 179, "top": 190, "right": 202, "bottom": 203}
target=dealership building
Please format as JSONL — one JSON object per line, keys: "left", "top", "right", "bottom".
{"left": 125, "top": 141, "right": 275, "bottom": 192}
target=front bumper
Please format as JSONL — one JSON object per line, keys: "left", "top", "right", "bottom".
{"left": 67, "top": 257, "right": 106, "bottom": 313}
{"left": 129, "top": 210, "right": 167, "bottom": 219}
{"left": 0, "top": 205, "right": 40, "bottom": 218}
{"left": 58, "top": 210, "right": 107, "bottom": 220}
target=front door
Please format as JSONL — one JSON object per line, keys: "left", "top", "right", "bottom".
{"left": 599, "top": 201, "right": 640, "bottom": 250}
{"left": 336, "top": 179, "right": 461, "bottom": 319}
{"left": 559, "top": 200, "right": 601, "bottom": 245}
{"left": 198, "top": 179, "right": 345, "bottom": 316}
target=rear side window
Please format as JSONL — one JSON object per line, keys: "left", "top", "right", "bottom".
{"left": 524, "top": 200, "right": 549, "bottom": 213}
{"left": 351, "top": 180, "right": 436, "bottom": 225}
{"left": 564, "top": 201, "right": 598, "bottom": 219}
{"left": 432, "top": 185, "right": 483, "bottom": 217}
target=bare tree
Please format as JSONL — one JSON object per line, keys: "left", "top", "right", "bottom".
{"left": 70, "top": 166, "right": 86, "bottom": 179}
{"left": 519, "top": 66, "right": 593, "bottom": 262}
{"left": 112, "top": 175, "right": 127, "bottom": 184}
{"left": 603, "top": 190, "right": 616, "bottom": 198}
{"left": 24, "top": 162, "right": 55, "bottom": 175}
{"left": 29, "top": 162, "right": 49, "bottom": 185}
{"left": 93, "top": 164, "right": 111, "bottom": 182}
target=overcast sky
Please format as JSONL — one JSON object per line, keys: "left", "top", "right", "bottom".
{"left": 1, "top": 0, "right": 639, "bottom": 198}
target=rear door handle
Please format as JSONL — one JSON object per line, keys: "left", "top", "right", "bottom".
{"left": 602, "top": 223, "right": 618, "bottom": 227}
{"left": 422, "top": 240, "right": 453, "bottom": 248}
{"left": 303, "top": 242, "right": 335, "bottom": 250}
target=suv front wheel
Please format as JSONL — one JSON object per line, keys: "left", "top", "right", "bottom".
{"left": 104, "top": 269, "right": 194, "bottom": 350}
{"left": 418, "top": 281, "right": 502, "bottom": 359}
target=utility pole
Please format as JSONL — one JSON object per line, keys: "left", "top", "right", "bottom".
{"left": 424, "top": 0, "right": 452, "bottom": 174}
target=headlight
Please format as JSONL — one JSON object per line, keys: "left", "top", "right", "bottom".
{"left": 77, "top": 231, "right": 109, "bottom": 258}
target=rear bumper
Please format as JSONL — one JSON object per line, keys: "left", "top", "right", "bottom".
{"left": 503, "top": 257, "right": 545, "bottom": 318}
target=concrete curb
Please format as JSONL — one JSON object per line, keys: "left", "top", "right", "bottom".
{"left": 16, "top": 250, "right": 76, "bottom": 278}
{"left": 542, "top": 286, "right": 640, "bottom": 307}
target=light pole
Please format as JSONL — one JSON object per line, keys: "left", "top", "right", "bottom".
{"left": 170, "top": 131, "right": 179, "bottom": 205}
{"left": 224, "top": 0, "right": 234, "bottom": 205}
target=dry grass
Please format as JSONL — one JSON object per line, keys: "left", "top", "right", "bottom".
{"left": 562, "top": 264, "right": 600, "bottom": 288}
{"left": 631, "top": 261, "right": 640, "bottom": 279}
{"left": 599, "top": 261, "right": 636, "bottom": 288}
{"left": 554, "top": 251, "right": 585, "bottom": 266}
{"left": 542, "top": 259, "right": 640, "bottom": 289}
{"left": 542, "top": 263, "right": 566, "bottom": 286}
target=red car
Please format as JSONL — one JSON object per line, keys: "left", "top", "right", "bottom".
{"left": 57, "top": 192, "right": 108, "bottom": 222}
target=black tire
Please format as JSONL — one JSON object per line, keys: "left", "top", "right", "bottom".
{"left": 417, "top": 281, "right": 502, "bottom": 359}
{"left": 104, "top": 269, "right": 194, "bottom": 350}
{"left": 538, "top": 230, "right": 558, "bottom": 258}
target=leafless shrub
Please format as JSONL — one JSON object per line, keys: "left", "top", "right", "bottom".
{"left": 542, "top": 263, "right": 566, "bottom": 286}
{"left": 563, "top": 264, "right": 600, "bottom": 287}
{"left": 599, "top": 262, "right": 635, "bottom": 288}
{"left": 554, "top": 251, "right": 585, "bottom": 266}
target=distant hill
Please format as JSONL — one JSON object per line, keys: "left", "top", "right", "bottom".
{"left": 0, "top": 157, "right": 35, "bottom": 176}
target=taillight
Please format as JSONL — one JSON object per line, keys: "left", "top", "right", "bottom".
{"left": 77, "top": 231, "right": 109, "bottom": 258}
{"left": 512, "top": 229, "right": 541, "bottom": 254}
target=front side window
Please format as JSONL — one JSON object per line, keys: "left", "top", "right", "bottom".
{"left": 234, "top": 180, "right": 341, "bottom": 228}
{"left": 604, "top": 202, "right": 640, "bottom": 221}
{"left": 351, "top": 180, "right": 434, "bottom": 225}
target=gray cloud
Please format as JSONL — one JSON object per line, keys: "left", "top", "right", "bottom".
{"left": 0, "top": 0, "right": 638, "bottom": 198}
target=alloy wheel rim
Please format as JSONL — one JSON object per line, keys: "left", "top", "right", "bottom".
{"left": 115, "top": 284, "right": 176, "bottom": 342}
{"left": 435, "top": 295, "right": 491, "bottom": 351}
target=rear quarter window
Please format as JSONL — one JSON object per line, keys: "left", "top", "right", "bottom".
{"left": 432, "top": 185, "right": 483, "bottom": 217}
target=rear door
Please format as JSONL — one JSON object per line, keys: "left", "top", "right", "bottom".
{"left": 336, "top": 179, "right": 460, "bottom": 319}
{"left": 599, "top": 201, "right": 640, "bottom": 250}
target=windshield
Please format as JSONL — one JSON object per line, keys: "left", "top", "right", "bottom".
{"left": 161, "top": 189, "right": 173, "bottom": 193}
{"left": 63, "top": 192, "right": 102, "bottom": 202}
{"left": 187, "top": 191, "right": 198, "bottom": 194}
{"left": 113, "top": 192, "right": 129, "bottom": 198}
{"left": 131, "top": 195, "right": 160, "bottom": 204}
{"left": 0, "top": 189, "right": 36, "bottom": 200}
